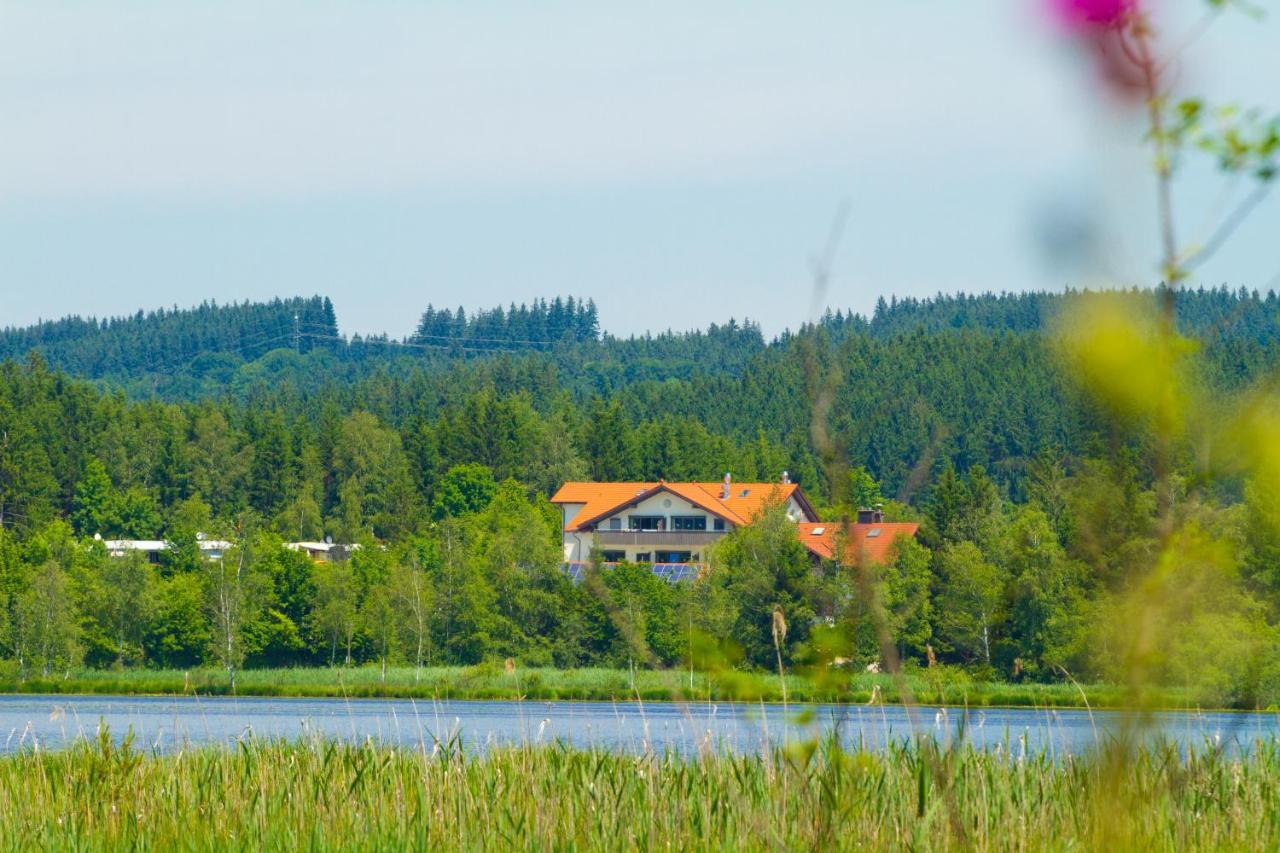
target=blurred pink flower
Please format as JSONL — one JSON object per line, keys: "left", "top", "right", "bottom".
{"left": 1048, "top": 0, "right": 1149, "bottom": 102}
{"left": 1049, "top": 0, "right": 1136, "bottom": 30}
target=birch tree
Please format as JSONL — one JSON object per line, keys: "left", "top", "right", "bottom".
{"left": 936, "top": 541, "right": 1002, "bottom": 667}
{"left": 360, "top": 579, "right": 397, "bottom": 680}
{"left": 311, "top": 560, "right": 357, "bottom": 666}
{"left": 16, "top": 559, "right": 79, "bottom": 677}
{"left": 203, "top": 525, "right": 265, "bottom": 694}
{"left": 391, "top": 556, "right": 432, "bottom": 678}
{"left": 96, "top": 550, "right": 154, "bottom": 667}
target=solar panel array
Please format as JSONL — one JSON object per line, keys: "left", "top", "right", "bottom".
{"left": 562, "top": 562, "right": 705, "bottom": 584}
{"left": 562, "top": 562, "right": 590, "bottom": 582}
{"left": 650, "top": 563, "right": 704, "bottom": 583}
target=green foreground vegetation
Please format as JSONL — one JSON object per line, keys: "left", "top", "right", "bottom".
{"left": 0, "top": 664, "right": 1158, "bottom": 709}
{"left": 3, "top": 733, "right": 1277, "bottom": 850}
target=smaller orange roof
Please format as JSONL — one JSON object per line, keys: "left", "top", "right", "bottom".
{"left": 797, "top": 521, "right": 920, "bottom": 565}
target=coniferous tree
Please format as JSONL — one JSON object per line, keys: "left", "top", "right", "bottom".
{"left": 70, "top": 458, "right": 114, "bottom": 536}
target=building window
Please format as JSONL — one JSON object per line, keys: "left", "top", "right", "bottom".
{"left": 655, "top": 550, "right": 693, "bottom": 563}
{"left": 609, "top": 518, "right": 622, "bottom": 530}
{"left": 629, "top": 516, "right": 666, "bottom": 531}
{"left": 601, "top": 550, "right": 626, "bottom": 562}
{"left": 672, "top": 516, "right": 707, "bottom": 531}
{"left": 635, "top": 552, "right": 652, "bottom": 563}
{"left": 713, "top": 519, "right": 725, "bottom": 531}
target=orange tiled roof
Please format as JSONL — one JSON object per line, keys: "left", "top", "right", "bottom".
{"left": 551, "top": 481, "right": 814, "bottom": 531}
{"left": 797, "top": 521, "right": 920, "bottom": 565}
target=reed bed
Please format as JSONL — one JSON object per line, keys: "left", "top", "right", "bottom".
{"left": 1, "top": 730, "right": 1277, "bottom": 851}
{"left": 0, "top": 665, "right": 1162, "bottom": 710}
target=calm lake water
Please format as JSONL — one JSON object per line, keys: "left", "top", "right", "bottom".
{"left": 1, "top": 694, "right": 1277, "bottom": 756}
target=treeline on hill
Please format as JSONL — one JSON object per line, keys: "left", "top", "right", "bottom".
{"left": 0, "top": 297, "right": 341, "bottom": 382}
{"left": 0, "top": 295, "right": 604, "bottom": 394}
{"left": 412, "top": 297, "right": 600, "bottom": 348}
{"left": 0, "top": 287, "right": 1279, "bottom": 700}
{"left": 860, "top": 286, "right": 1280, "bottom": 342}
{"left": 12, "top": 285, "right": 1278, "bottom": 404}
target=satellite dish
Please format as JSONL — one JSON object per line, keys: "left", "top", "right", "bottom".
{"left": 324, "top": 535, "right": 333, "bottom": 545}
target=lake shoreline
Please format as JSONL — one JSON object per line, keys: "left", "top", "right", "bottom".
{"left": 0, "top": 690, "right": 1273, "bottom": 716}
{"left": 0, "top": 665, "right": 1267, "bottom": 714}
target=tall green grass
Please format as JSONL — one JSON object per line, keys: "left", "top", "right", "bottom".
{"left": 0, "top": 664, "right": 1182, "bottom": 709}
{"left": 2, "top": 730, "right": 1277, "bottom": 850}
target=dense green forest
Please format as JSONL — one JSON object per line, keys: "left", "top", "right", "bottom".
{"left": 1, "top": 287, "right": 1279, "bottom": 703}
{"left": 0, "top": 297, "right": 341, "bottom": 382}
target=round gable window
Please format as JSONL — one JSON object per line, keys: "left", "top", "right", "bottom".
{"left": 663, "top": 498, "right": 672, "bottom": 508}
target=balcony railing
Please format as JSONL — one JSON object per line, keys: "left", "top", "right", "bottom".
{"left": 591, "top": 530, "right": 723, "bottom": 547}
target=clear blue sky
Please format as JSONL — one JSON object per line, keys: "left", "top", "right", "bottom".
{"left": 1, "top": 1, "right": 1276, "bottom": 338}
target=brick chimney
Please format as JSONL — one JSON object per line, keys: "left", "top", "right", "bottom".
{"left": 721, "top": 472, "right": 731, "bottom": 500}
{"left": 857, "top": 503, "right": 886, "bottom": 524}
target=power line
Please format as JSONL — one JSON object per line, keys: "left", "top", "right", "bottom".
{"left": 293, "top": 319, "right": 576, "bottom": 349}
{"left": 1, "top": 316, "right": 592, "bottom": 381}
{"left": 300, "top": 331, "right": 554, "bottom": 355}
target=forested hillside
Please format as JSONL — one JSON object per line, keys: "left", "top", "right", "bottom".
{"left": 6, "top": 285, "right": 1276, "bottom": 401}
{"left": 862, "top": 286, "right": 1280, "bottom": 342}
{"left": 0, "top": 297, "right": 340, "bottom": 383}
{"left": 1, "top": 286, "right": 1279, "bottom": 698}
{"left": 3, "top": 285, "right": 1279, "bottom": 523}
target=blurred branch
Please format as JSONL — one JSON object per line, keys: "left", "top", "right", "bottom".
{"left": 1119, "top": 17, "right": 1181, "bottom": 289}
{"left": 1264, "top": 264, "right": 1280, "bottom": 294}
{"left": 1181, "top": 181, "right": 1274, "bottom": 272}
{"left": 806, "top": 198, "right": 852, "bottom": 324}
{"left": 896, "top": 419, "right": 947, "bottom": 506}
{"left": 1154, "top": 7, "right": 1223, "bottom": 78}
